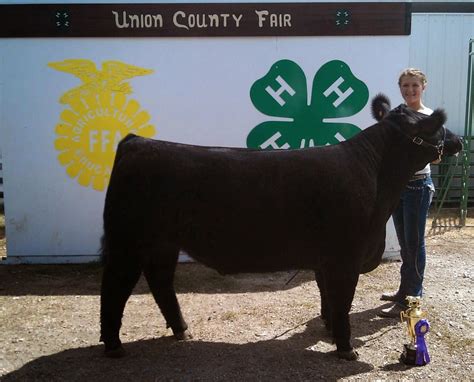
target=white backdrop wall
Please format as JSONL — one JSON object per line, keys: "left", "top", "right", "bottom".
{"left": 408, "top": 11, "right": 474, "bottom": 242}
{"left": 410, "top": 13, "right": 474, "bottom": 136}
{"left": 0, "top": 36, "right": 408, "bottom": 263}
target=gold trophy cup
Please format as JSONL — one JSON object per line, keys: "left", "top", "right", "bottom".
{"left": 400, "top": 296, "right": 431, "bottom": 366}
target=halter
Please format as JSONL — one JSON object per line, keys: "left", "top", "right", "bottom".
{"left": 384, "top": 117, "right": 446, "bottom": 161}
{"left": 410, "top": 125, "right": 446, "bottom": 162}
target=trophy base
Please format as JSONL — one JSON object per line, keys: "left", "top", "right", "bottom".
{"left": 400, "top": 344, "right": 418, "bottom": 366}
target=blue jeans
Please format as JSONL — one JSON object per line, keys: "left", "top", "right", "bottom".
{"left": 392, "top": 176, "right": 434, "bottom": 306}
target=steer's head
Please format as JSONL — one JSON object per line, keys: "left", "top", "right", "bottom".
{"left": 371, "top": 93, "right": 463, "bottom": 161}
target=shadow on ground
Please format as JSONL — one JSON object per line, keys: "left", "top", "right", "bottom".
{"left": 0, "top": 263, "right": 314, "bottom": 296}
{"left": 1, "top": 316, "right": 386, "bottom": 382}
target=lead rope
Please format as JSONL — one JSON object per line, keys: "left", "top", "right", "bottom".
{"left": 284, "top": 270, "right": 300, "bottom": 286}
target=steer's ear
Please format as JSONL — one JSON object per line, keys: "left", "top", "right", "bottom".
{"left": 416, "top": 108, "right": 447, "bottom": 135}
{"left": 371, "top": 93, "right": 391, "bottom": 121}
{"left": 430, "top": 108, "right": 447, "bottom": 126}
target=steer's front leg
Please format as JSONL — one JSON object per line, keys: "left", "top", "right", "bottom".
{"left": 324, "top": 266, "right": 360, "bottom": 360}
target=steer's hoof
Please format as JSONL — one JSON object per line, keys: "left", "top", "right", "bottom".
{"left": 174, "top": 329, "right": 193, "bottom": 341}
{"left": 104, "top": 345, "right": 126, "bottom": 358}
{"left": 337, "top": 349, "right": 359, "bottom": 361}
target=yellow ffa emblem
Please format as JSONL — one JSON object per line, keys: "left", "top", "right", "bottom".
{"left": 48, "top": 59, "right": 156, "bottom": 191}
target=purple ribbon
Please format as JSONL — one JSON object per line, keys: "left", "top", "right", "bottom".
{"left": 415, "top": 319, "right": 430, "bottom": 366}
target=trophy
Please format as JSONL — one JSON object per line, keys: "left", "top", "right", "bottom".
{"left": 400, "top": 296, "right": 431, "bottom": 366}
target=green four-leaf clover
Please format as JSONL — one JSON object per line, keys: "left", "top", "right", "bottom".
{"left": 247, "top": 59, "right": 369, "bottom": 149}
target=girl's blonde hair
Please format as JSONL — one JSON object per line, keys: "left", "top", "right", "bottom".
{"left": 398, "top": 68, "right": 428, "bottom": 86}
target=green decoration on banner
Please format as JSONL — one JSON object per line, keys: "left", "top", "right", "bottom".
{"left": 247, "top": 59, "right": 369, "bottom": 150}
{"left": 335, "top": 10, "right": 351, "bottom": 27}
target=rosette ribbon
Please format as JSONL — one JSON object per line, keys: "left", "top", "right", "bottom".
{"left": 415, "top": 319, "right": 430, "bottom": 366}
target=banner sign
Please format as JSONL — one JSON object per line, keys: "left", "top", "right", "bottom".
{"left": 0, "top": 2, "right": 411, "bottom": 37}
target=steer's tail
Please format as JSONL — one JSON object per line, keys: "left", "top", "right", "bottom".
{"left": 100, "top": 133, "right": 140, "bottom": 265}
{"left": 100, "top": 235, "right": 108, "bottom": 265}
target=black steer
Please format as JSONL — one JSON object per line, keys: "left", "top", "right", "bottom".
{"left": 100, "top": 94, "right": 462, "bottom": 360}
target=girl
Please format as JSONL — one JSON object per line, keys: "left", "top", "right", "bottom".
{"left": 379, "top": 68, "right": 437, "bottom": 318}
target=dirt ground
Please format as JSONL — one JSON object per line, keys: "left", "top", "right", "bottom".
{"left": 0, "top": 210, "right": 472, "bottom": 381}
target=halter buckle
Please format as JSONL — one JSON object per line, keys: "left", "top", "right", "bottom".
{"left": 412, "top": 137, "right": 424, "bottom": 145}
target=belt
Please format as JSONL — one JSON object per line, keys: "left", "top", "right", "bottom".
{"left": 410, "top": 173, "right": 429, "bottom": 181}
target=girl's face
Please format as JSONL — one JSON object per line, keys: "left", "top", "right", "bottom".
{"left": 399, "top": 75, "right": 425, "bottom": 107}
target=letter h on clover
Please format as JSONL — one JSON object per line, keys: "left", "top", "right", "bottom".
{"left": 247, "top": 60, "right": 369, "bottom": 149}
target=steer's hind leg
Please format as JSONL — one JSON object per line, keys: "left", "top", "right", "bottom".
{"left": 324, "top": 266, "right": 360, "bottom": 361}
{"left": 100, "top": 255, "right": 142, "bottom": 357}
{"left": 143, "top": 246, "right": 191, "bottom": 341}
{"left": 315, "top": 269, "right": 331, "bottom": 331}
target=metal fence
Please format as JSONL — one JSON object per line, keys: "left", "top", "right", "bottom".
{"left": 431, "top": 38, "right": 474, "bottom": 226}
{"left": 460, "top": 39, "right": 474, "bottom": 225}
{"left": 0, "top": 157, "right": 3, "bottom": 204}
